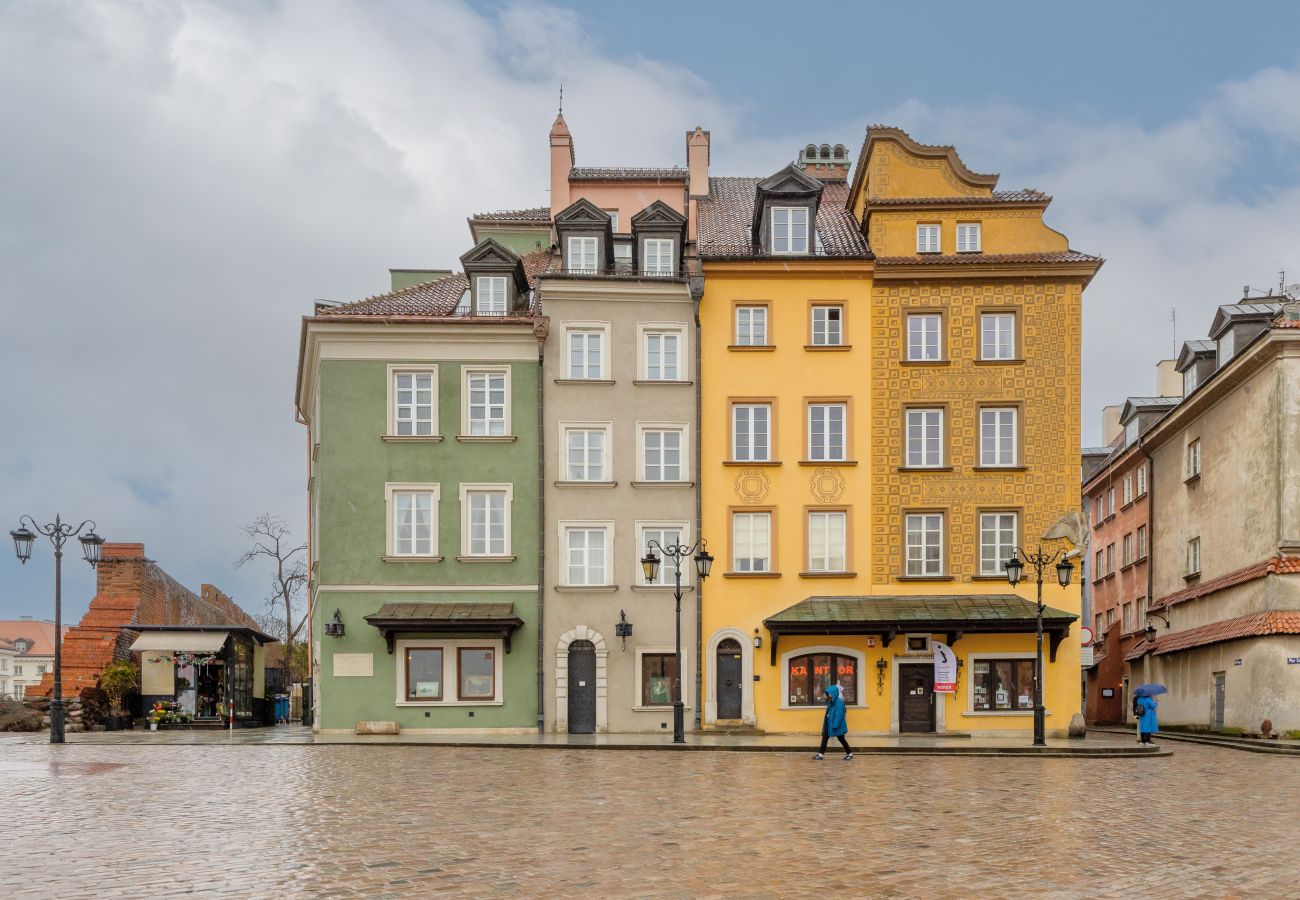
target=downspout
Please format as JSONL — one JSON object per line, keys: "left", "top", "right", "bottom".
{"left": 690, "top": 274, "right": 705, "bottom": 732}
{"left": 1138, "top": 434, "right": 1155, "bottom": 696}
{"left": 536, "top": 330, "right": 547, "bottom": 734}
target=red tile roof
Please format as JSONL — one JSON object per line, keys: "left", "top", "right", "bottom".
{"left": 570, "top": 166, "right": 687, "bottom": 181}
{"left": 1125, "top": 610, "right": 1300, "bottom": 660}
{"left": 875, "top": 251, "right": 1102, "bottom": 266}
{"left": 316, "top": 249, "right": 552, "bottom": 319}
{"left": 1151, "top": 556, "right": 1300, "bottom": 611}
{"left": 868, "top": 189, "right": 1050, "bottom": 206}
{"left": 0, "top": 620, "right": 64, "bottom": 656}
{"left": 696, "top": 178, "right": 870, "bottom": 259}
{"left": 1273, "top": 311, "right": 1300, "bottom": 328}
{"left": 470, "top": 207, "right": 550, "bottom": 223}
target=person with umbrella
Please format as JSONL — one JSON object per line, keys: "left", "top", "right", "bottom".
{"left": 1133, "top": 683, "right": 1166, "bottom": 744}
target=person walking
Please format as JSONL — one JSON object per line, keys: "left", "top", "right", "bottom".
{"left": 813, "top": 683, "right": 853, "bottom": 760}
{"left": 1137, "top": 693, "right": 1159, "bottom": 744}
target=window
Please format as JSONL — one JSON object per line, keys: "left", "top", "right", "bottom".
{"left": 971, "top": 658, "right": 1035, "bottom": 711}
{"left": 916, "top": 223, "right": 941, "bottom": 254}
{"left": 732, "top": 403, "right": 772, "bottom": 462}
{"left": 643, "top": 238, "right": 675, "bottom": 275}
{"left": 808, "top": 403, "right": 846, "bottom": 461}
{"left": 462, "top": 487, "right": 510, "bottom": 557}
{"left": 566, "top": 236, "right": 597, "bottom": 273}
{"left": 1184, "top": 366, "right": 1200, "bottom": 394}
{"left": 567, "top": 328, "right": 604, "bottom": 380}
{"left": 1124, "top": 418, "right": 1139, "bottom": 446}
{"left": 807, "top": 511, "right": 847, "bottom": 573}
{"left": 787, "top": 653, "right": 857, "bottom": 706}
{"left": 1122, "top": 533, "right": 1133, "bottom": 567}
{"left": 980, "top": 312, "right": 1015, "bottom": 360}
{"left": 1094, "top": 549, "right": 1104, "bottom": 580}
{"left": 905, "top": 513, "right": 944, "bottom": 576}
{"left": 564, "top": 526, "right": 609, "bottom": 585}
{"left": 565, "top": 427, "right": 608, "bottom": 481}
{"left": 1106, "top": 608, "right": 1116, "bottom": 628}
{"left": 640, "top": 524, "right": 686, "bottom": 586}
{"left": 1187, "top": 537, "right": 1201, "bottom": 576}
{"left": 1187, "top": 440, "right": 1202, "bottom": 478}
{"left": 476, "top": 276, "right": 507, "bottom": 315}
{"left": 735, "top": 306, "right": 768, "bottom": 346}
{"left": 458, "top": 647, "right": 495, "bottom": 700}
{"left": 392, "top": 370, "right": 436, "bottom": 436}
{"left": 388, "top": 485, "right": 438, "bottom": 557}
{"left": 453, "top": 290, "right": 470, "bottom": 316}
{"left": 1123, "top": 602, "right": 1134, "bottom": 633}
{"left": 811, "top": 305, "right": 843, "bottom": 346}
{"left": 643, "top": 330, "right": 681, "bottom": 380}
{"left": 956, "top": 222, "right": 982, "bottom": 253}
{"left": 979, "top": 408, "right": 1017, "bottom": 467}
{"left": 771, "top": 206, "right": 809, "bottom": 253}
{"left": 1094, "top": 612, "right": 1103, "bottom": 635}
{"left": 1122, "top": 475, "right": 1133, "bottom": 506}
{"left": 612, "top": 242, "right": 632, "bottom": 270}
{"left": 641, "top": 427, "right": 683, "bottom": 481}
{"left": 979, "top": 512, "right": 1017, "bottom": 576}
{"left": 603, "top": 209, "right": 620, "bottom": 232}
{"left": 1106, "top": 543, "right": 1115, "bottom": 575}
{"left": 1107, "top": 487, "right": 1115, "bottom": 516}
{"left": 405, "top": 648, "right": 443, "bottom": 700}
{"left": 732, "top": 511, "right": 772, "bottom": 573}
{"left": 641, "top": 653, "right": 677, "bottom": 705}
{"left": 906, "top": 313, "right": 942, "bottom": 361}
{"left": 905, "top": 408, "right": 943, "bottom": 467}
{"left": 1219, "top": 328, "right": 1235, "bottom": 363}
{"left": 1137, "top": 525, "right": 1148, "bottom": 560}
{"left": 1137, "top": 464, "right": 1148, "bottom": 497}
{"left": 464, "top": 370, "right": 508, "bottom": 436}
{"left": 1093, "top": 497, "right": 1103, "bottom": 523}
{"left": 1137, "top": 596, "right": 1148, "bottom": 623}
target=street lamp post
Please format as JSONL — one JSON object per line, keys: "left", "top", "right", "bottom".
{"left": 640, "top": 538, "right": 713, "bottom": 743}
{"left": 10, "top": 515, "right": 105, "bottom": 744}
{"left": 1003, "top": 545, "right": 1074, "bottom": 747}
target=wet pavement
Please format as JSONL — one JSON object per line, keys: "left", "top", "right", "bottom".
{"left": 2, "top": 736, "right": 1295, "bottom": 897}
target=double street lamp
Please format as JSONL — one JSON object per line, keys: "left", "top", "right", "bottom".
{"left": 1003, "top": 545, "right": 1074, "bottom": 747}
{"left": 10, "top": 515, "right": 105, "bottom": 744}
{"left": 640, "top": 539, "right": 714, "bottom": 743}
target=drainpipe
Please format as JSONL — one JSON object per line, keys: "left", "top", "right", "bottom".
{"left": 690, "top": 274, "right": 705, "bottom": 732}
{"left": 536, "top": 333, "right": 547, "bottom": 734}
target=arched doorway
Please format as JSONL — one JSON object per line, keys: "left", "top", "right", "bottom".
{"left": 716, "top": 638, "right": 743, "bottom": 720}
{"left": 567, "top": 640, "right": 597, "bottom": 734}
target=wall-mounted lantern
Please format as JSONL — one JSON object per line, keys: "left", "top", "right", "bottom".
{"left": 616, "top": 609, "right": 633, "bottom": 651}
{"left": 752, "top": 627, "right": 762, "bottom": 649}
{"left": 876, "top": 657, "right": 888, "bottom": 696}
{"left": 324, "top": 609, "right": 345, "bottom": 638}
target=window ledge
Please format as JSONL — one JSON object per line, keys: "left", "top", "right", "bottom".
{"left": 799, "top": 571, "right": 858, "bottom": 579}
{"left": 631, "top": 480, "right": 696, "bottom": 488}
{"left": 631, "top": 705, "right": 693, "bottom": 713}
{"left": 803, "top": 345, "right": 853, "bottom": 352}
{"left": 382, "top": 435, "right": 443, "bottom": 443}
{"left": 963, "top": 710, "right": 1034, "bottom": 717}
{"left": 630, "top": 584, "right": 695, "bottom": 592}
{"left": 723, "top": 572, "right": 782, "bottom": 579}
{"left": 973, "top": 358, "right": 1025, "bottom": 366}
{"left": 1185, "top": 472, "right": 1202, "bottom": 485}
{"left": 896, "top": 574, "right": 953, "bottom": 582}
{"left": 1120, "top": 562, "right": 1135, "bottom": 572}
{"left": 970, "top": 574, "right": 1010, "bottom": 581}
{"left": 633, "top": 379, "right": 693, "bottom": 386}
{"left": 554, "top": 585, "right": 619, "bottom": 592}
{"left": 1120, "top": 501, "right": 1135, "bottom": 511}
{"left": 723, "top": 460, "right": 782, "bottom": 467}
{"left": 956, "top": 250, "right": 983, "bottom": 255}
{"left": 900, "top": 359, "right": 950, "bottom": 367}
{"left": 554, "top": 379, "right": 615, "bottom": 386}
{"left": 727, "top": 344, "right": 776, "bottom": 352}
{"left": 972, "top": 466, "right": 1026, "bottom": 472}
{"left": 456, "top": 435, "right": 516, "bottom": 443}
{"left": 898, "top": 466, "right": 953, "bottom": 473}
{"left": 799, "top": 459, "right": 858, "bottom": 467}
{"left": 1183, "top": 571, "right": 1201, "bottom": 582}
{"left": 780, "top": 704, "right": 867, "bottom": 712}
{"left": 395, "top": 700, "right": 504, "bottom": 708}
{"left": 553, "top": 481, "right": 618, "bottom": 489}
{"left": 381, "top": 555, "right": 444, "bottom": 563}
{"left": 456, "top": 555, "right": 516, "bottom": 563}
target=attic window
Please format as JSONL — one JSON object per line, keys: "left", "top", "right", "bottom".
{"left": 771, "top": 207, "right": 808, "bottom": 254}
{"left": 1218, "top": 328, "right": 1235, "bottom": 364}
{"left": 454, "top": 290, "right": 470, "bottom": 316}
{"left": 476, "top": 276, "right": 507, "bottom": 315}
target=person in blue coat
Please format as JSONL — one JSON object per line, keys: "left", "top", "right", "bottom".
{"left": 813, "top": 683, "right": 853, "bottom": 760}
{"left": 1137, "top": 694, "right": 1159, "bottom": 744}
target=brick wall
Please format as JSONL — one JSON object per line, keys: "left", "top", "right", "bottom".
{"left": 25, "top": 542, "right": 259, "bottom": 698}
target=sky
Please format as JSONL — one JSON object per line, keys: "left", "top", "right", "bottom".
{"left": 3, "top": 0, "right": 1300, "bottom": 623}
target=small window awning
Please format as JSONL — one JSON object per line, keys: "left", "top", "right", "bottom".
{"left": 762, "top": 595, "right": 1076, "bottom": 665}
{"left": 364, "top": 602, "right": 525, "bottom": 654}
{"left": 129, "top": 631, "right": 229, "bottom": 653}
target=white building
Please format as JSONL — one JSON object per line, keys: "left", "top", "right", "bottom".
{"left": 0, "top": 619, "right": 60, "bottom": 700}
{"left": 0, "top": 639, "right": 16, "bottom": 700}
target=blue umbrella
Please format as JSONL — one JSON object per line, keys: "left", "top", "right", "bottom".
{"left": 1133, "top": 683, "right": 1168, "bottom": 698}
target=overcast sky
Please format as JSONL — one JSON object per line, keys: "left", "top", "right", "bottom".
{"left": 3, "top": 0, "right": 1299, "bottom": 622}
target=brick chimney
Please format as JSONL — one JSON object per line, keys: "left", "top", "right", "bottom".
{"left": 686, "top": 127, "right": 710, "bottom": 241}
{"left": 797, "top": 142, "right": 851, "bottom": 183}
{"left": 549, "top": 113, "right": 574, "bottom": 220}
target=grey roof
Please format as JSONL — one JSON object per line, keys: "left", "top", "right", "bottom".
{"left": 1081, "top": 446, "right": 1113, "bottom": 456}
{"left": 364, "top": 602, "right": 520, "bottom": 623}
{"left": 867, "top": 189, "right": 1050, "bottom": 206}
{"left": 1209, "top": 302, "right": 1281, "bottom": 337}
{"left": 764, "top": 595, "right": 1076, "bottom": 627}
{"left": 569, "top": 166, "right": 687, "bottom": 181}
{"left": 1119, "top": 395, "right": 1181, "bottom": 425}
{"left": 696, "top": 177, "right": 870, "bottom": 259}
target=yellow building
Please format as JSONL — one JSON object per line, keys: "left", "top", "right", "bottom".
{"left": 695, "top": 130, "right": 1101, "bottom": 736}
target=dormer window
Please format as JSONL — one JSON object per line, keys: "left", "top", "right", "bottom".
{"left": 566, "top": 237, "right": 598, "bottom": 274}
{"left": 1184, "top": 366, "right": 1199, "bottom": 394}
{"left": 454, "top": 290, "right": 470, "bottom": 316}
{"left": 476, "top": 276, "right": 507, "bottom": 315}
{"left": 771, "top": 207, "right": 808, "bottom": 254}
{"left": 643, "top": 239, "right": 675, "bottom": 276}
{"left": 1218, "top": 328, "right": 1235, "bottom": 364}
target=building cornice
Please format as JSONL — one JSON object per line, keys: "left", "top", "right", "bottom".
{"left": 700, "top": 259, "right": 874, "bottom": 278}
{"left": 873, "top": 259, "right": 1101, "bottom": 285}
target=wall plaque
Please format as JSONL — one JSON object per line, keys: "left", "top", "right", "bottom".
{"left": 333, "top": 653, "right": 374, "bottom": 677}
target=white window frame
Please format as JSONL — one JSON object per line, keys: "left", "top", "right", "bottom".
{"left": 475, "top": 275, "right": 508, "bottom": 316}
{"left": 636, "top": 521, "right": 692, "bottom": 587}
{"left": 1137, "top": 464, "right": 1148, "bottom": 497}
{"left": 566, "top": 235, "right": 598, "bottom": 273}
{"left": 642, "top": 238, "right": 675, "bottom": 275}
{"left": 978, "top": 512, "right": 1017, "bottom": 576}
{"left": 732, "top": 403, "right": 772, "bottom": 462}
{"left": 1187, "top": 537, "right": 1201, "bottom": 576}
{"left": 1138, "top": 524, "right": 1148, "bottom": 560}
{"left": 735, "top": 305, "right": 769, "bottom": 346}
{"left": 905, "top": 512, "right": 944, "bottom": 577}
{"left": 394, "top": 637, "right": 505, "bottom": 707}
{"left": 956, "top": 222, "right": 982, "bottom": 253}
{"left": 916, "top": 223, "right": 941, "bottom": 254}
{"left": 906, "top": 313, "right": 942, "bottom": 361}
{"left": 731, "top": 511, "right": 772, "bottom": 574}
{"left": 810, "top": 304, "right": 844, "bottom": 346}
{"left": 561, "top": 522, "right": 614, "bottom": 587}
{"left": 560, "top": 422, "right": 612, "bottom": 482}
{"left": 1123, "top": 533, "right": 1134, "bottom": 567}
{"left": 387, "top": 365, "right": 439, "bottom": 437}
{"left": 639, "top": 323, "right": 687, "bottom": 381}
{"left": 905, "top": 408, "right": 944, "bottom": 468}
{"left": 1107, "top": 487, "right": 1116, "bottom": 516}
{"left": 980, "top": 312, "right": 1015, "bottom": 361}
{"left": 807, "top": 403, "right": 847, "bottom": 462}
{"left": 384, "top": 482, "right": 440, "bottom": 559}
{"left": 807, "top": 510, "right": 847, "bottom": 574}
{"left": 563, "top": 322, "right": 610, "bottom": 381}
{"left": 1188, "top": 440, "right": 1202, "bottom": 478}
{"left": 637, "top": 422, "right": 687, "bottom": 483}
{"left": 771, "top": 206, "right": 809, "bottom": 254}
{"left": 979, "top": 407, "right": 1017, "bottom": 467}
{"left": 458, "top": 483, "right": 513, "bottom": 558}
{"left": 1122, "top": 475, "right": 1133, "bottom": 506}
{"left": 603, "top": 209, "right": 620, "bottom": 232}
{"left": 462, "top": 367, "right": 511, "bottom": 436}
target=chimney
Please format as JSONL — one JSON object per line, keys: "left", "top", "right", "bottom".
{"left": 797, "top": 142, "right": 851, "bottom": 183}
{"left": 1155, "top": 359, "right": 1182, "bottom": 398}
{"left": 1101, "top": 405, "right": 1123, "bottom": 445}
{"left": 686, "top": 127, "right": 710, "bottom": 242}
{"left": 549, "top": 113, "right": 574, "bottom": 220}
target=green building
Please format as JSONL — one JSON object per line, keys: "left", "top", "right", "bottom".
{"left": 296, "top": 239, "right": 550, "bottom": 734}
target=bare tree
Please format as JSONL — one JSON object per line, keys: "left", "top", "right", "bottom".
{"left": 236, "top": 515, "right": 307, "bottom": 680}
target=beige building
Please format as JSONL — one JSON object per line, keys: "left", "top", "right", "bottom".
{"left": 1128, "top": 297, "right": 1300, "bottom": 734}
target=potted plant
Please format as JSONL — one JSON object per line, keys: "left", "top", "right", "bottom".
{"left": 98, "top": 661, "right": 137, "bottom": 731}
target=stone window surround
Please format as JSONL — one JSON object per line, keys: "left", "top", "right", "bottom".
{"left": 637, "top": 321, "right": 690, "bottom": 381}
{"left": 778, "top": 643, "right": 866, "bottom": 711}
{"left": 385, "top": 364, "right": 440, "bottom": 439}
{"left": 558, "top": 520, "right": 615, "bottom": 587}
{"left": 383, "top": 482, "right": 441, "bottom": 560}
{"left": 635, "top": 520, "right": 692, "bottom": 587}
{"left": 632, "top": 644, "right": 693, "bottom": 712}
{"left": 460, "top": 366, "right": 512, "bottom": 437}
{"left": 560, "top": 320, "right": 612, "bottom": 381}
{"left": 635, "top": 421, "right": 689, "bottom": 483}
{"left": 558, "top": 421, "right": 614, "bottom": 483}
{"left": 393, "top": 637, "right": 504, "bottom": 707}
{"left": 458, "top": 482, "right": 514, "bottom": 559}
{"left": 964, "top": 651, "right": 1036, "bottom": 718}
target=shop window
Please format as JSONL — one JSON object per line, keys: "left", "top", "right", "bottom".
{"left": 787, "top": 652, "right": 857, "bottom": 706}
{"left": 406, "top": 648, "right": 443, "bottom": 700}
{"left": 971, "top": 658, "right": 1035, "bottom": 711}
{"left": 641, "top": 653, "right": 677, "bottom": 706}
{"left": 458, "top": 647, "right": 496, "bottom": 700}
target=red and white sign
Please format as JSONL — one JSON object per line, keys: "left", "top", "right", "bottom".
{"left": 933, "top": 641, "right": 957, "bottom": 693}
{"left": 1080, "top": 625, "right": 1095, "bottom": 645}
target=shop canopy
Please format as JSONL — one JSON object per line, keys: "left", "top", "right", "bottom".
{"left": 762, "top": 595, "right": 1076, "bottom": 665}
{"left": 129, "top": 630, "right": 230, "bottom": 653}
{"left": 364, "top": 602, "right": 525, "bottom": 654}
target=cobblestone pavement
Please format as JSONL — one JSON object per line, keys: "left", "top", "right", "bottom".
{"left": 2, "top": 737, "right": 1296, "bottom": 898}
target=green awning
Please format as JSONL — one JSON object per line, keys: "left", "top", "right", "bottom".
{"left": 364, "top": 602, "right": 525, "bottom": 654}
{"left": 762, "top": 595, "right": 1076, "bottom": 664}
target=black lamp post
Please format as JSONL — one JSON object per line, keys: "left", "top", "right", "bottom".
{"left": 10, "top": 515, "right": 105, "bottom": 744}
{"left": 1003, "top": 545, "right": 1073, "bottom": 747}
{"left": 640, "top": 538, "right": 713, "bottom": 743}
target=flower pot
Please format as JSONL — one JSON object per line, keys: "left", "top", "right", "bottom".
{"left": 149, "top": 722, "right": 158, "bottom": 731}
